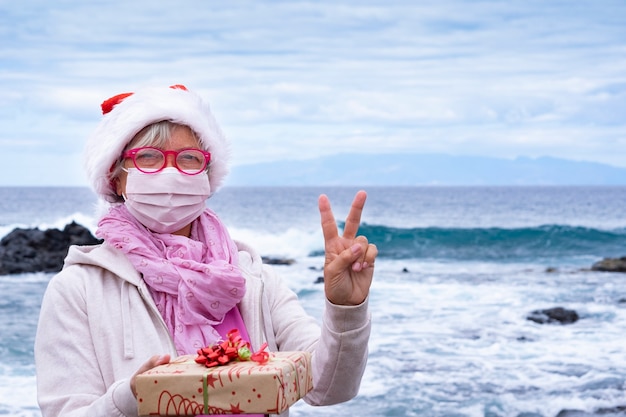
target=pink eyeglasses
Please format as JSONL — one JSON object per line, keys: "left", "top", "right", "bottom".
{"left": 123, "top": 147, "right": 211, "bottom": 175}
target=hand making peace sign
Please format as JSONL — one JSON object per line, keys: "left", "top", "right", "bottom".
{"left": 318, "top": 190, "right": 378, "bottom": 306}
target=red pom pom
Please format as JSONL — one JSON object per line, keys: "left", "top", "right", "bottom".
{"left": 101, "top": 92, "right": 133, "bottom": 115}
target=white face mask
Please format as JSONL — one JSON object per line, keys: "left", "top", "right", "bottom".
{"left": 123, "top": 167, "right": 211, "bottom": 234}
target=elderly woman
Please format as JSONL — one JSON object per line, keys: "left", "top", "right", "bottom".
{"left": 34, "top": 85, "right": 377, "bottom": 417}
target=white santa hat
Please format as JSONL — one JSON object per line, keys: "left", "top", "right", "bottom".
{"left": 84, "top": 84, "right": 230, "bottom": 203}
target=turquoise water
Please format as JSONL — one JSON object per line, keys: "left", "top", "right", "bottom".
{"left": 2, "top": 186, "right": 626, "bottom": 417}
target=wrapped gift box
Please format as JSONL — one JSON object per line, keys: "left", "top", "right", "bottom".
{"left": 136, "top": 351, "right": 312, "bottom": 415}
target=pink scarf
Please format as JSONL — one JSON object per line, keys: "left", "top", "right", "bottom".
{"left": 96, "top": 204, "right": 247, "bottom": 355}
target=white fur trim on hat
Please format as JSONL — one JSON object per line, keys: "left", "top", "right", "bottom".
{"left": 84, "top": 85, "right": 230, "bottom": 203}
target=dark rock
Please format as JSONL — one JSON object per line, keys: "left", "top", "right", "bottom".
{"left": 595, "top": 406, "right": 626, "bottom": 415}
{"left": 527, "top": 307, "right": 579, "bottom": 325}
{"left": 261, "top": 256, "right": 295, "bottom": 265}
{"left": 314, "top": 276, "right": 324, "bottom": 284}
{"left": 555, "top": 406, "right": 626, "bottom": 416}
{"left": 0, "top": 222, "right": 102, "bottom": 275}
{"left": 591, "top": 257, "right": 626, "bottom": 272}
{"left": 556, "top": 411, "right": 592, "bottom": 417}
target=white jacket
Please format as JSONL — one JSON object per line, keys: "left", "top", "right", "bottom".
{"left": 35, "top": 241, "right": 370, "bottom": 417}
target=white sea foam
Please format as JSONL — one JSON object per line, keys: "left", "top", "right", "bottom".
{"left": 0, "top": 365, "right": 39, "bottom": 417}
{"left": 228, "top": 225, "right": 324, "bottom": 259}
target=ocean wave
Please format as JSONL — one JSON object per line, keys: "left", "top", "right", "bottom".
{"left": 355, "top": 223, "right": 626, "bottom": 261}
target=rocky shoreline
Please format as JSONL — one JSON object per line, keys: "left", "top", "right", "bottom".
{"left": 0, "top": 223, "right": 303, "bottom": 275}
{"left": 4, "top": 222, "right": 625, "bottom": 274}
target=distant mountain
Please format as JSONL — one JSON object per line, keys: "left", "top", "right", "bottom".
{"left": 226, "top": 154, "right": 626, "bottom": 186}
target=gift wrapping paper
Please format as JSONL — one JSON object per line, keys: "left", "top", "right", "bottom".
{"left": 136, "top": 351, "right": 312, "bottom": 415}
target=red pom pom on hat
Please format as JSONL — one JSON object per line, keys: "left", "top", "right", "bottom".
{"left": 101, "top": 92, "right": 133, "bottom": 115}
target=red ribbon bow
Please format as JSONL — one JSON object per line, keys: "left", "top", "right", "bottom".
{"left": 195, "top": 329, "right": 270, "bottom": 368}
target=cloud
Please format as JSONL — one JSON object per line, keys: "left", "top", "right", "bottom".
{"left": 1, "top": 0, "right": 625, "bottom": 185}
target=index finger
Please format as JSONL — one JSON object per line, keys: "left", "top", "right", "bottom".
{"left": 319, "top": 193, "right": 339, "bottom": 242}
{"left": 342, "top": 190, "right": 367, "bottom": 239}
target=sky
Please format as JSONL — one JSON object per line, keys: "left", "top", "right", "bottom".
{"left": 1, "top": 0, "right": 625, "bottom": 186}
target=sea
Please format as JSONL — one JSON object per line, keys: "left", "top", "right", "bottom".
{"left": 2, "top": 185, "right": 626, "bottom": 417}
